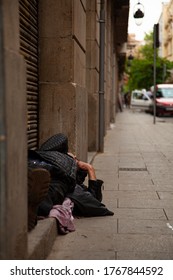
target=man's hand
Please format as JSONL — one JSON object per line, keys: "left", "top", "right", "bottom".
{"left": 77, "top": 161, "right": 96, "bottom": 180}
{"left": 68, "top": 152, "right": 97, "bottom": 180}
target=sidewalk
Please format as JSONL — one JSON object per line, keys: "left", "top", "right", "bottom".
{"left": 46, "top": 109, "right": 173, "bottom": 260}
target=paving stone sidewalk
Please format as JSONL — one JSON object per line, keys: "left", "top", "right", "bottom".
{"left": 47, "top": 109, "right": 173, "bottom": 260}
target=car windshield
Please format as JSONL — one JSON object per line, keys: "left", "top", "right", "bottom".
{"left": 157, "top": 88, "right": 173, "bottom": 98}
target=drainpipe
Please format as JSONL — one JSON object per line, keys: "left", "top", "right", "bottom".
{"left": 0, "top": 3, "right": 7, "bottom": 258}
{"left": 98, "top": 0, "right": 105, "bottom": 152}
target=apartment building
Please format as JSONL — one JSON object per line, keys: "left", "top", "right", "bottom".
{"left": 159, "top": 0, "right": 173, "bottom": 61}
{"left": 0, "top": 0, "right": 129, "bottom": 259}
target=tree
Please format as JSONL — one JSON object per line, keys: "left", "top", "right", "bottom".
{"left": 126, "top": 32, "right": 173, "bottom": 91}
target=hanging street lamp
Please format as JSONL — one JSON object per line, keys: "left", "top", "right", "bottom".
{"left": 133, "top": 1, "right": 145, "bottom": 26}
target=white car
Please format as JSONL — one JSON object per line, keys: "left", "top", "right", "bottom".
{"left": 130, "top": 90, "right": 152, "bottom": 112}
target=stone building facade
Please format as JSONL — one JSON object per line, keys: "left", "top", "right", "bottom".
{"left": 0, "top": 0, "right": 129, "bottom": 259}
{"left": 159, "top": 0, "right": 173, "bottom": 61}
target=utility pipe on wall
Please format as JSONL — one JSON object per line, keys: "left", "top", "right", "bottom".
{"left": 0, "top": 2, "right": 7, "bottom": 258}
{"left": 98, "top": 0, "right": 105, "bottom": 152}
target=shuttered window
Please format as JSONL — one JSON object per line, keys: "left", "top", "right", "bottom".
{"left": 19, "top": 0, "right": 38, "bottom": 149}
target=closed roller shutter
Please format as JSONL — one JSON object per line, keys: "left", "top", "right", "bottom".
{"left": 19, "top": 0, "right": 38, "bottom": 149}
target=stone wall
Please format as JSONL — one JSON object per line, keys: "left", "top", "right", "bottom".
{"left": 39, "top": 0, "right": 88, "bottom": 160}
{"left": 0, "top": 0, "right": 27, "bottom": 259}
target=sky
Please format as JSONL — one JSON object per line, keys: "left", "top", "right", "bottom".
{"left": 128, "top": 0, "right": 171, "bottom": 41}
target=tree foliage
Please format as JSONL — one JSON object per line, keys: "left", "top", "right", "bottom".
{"left": 126, "top": 32, "right": 173, "bottom": 91}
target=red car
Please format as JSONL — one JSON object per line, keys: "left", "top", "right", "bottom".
{"left": 150, "top": 84, "right": 173, "bottom": 116}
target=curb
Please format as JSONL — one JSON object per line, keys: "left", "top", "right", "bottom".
{"left": 28, "top": 218, "right": 57, "bottom": 259}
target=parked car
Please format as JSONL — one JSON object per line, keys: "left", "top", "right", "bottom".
{"left": 150, "top": 84, "right": 173, "bottom": 116}
{"left": 130, "top": 89, "right": 152, "bottom": 112}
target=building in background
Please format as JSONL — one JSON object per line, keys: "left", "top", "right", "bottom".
{"left": 159, "top": 0, "right": 173, "bottom": 61}
{"left": 127, "top": 33, "right": 141, "bottom": 59}
{"left": 159, "top": 0, "right": 173, "bottom": 81}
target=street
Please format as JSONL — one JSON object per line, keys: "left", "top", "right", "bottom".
{"left": 45, "top": 108, "right": 173, "bottom": 260}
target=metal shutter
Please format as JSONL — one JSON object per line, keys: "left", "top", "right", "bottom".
{"left": 19, "top": 0, "right": 38, "bottom": 149}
